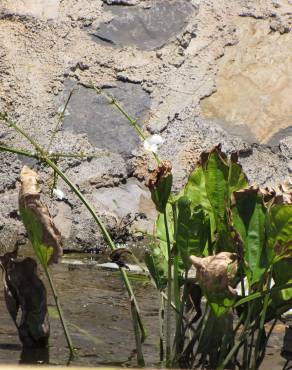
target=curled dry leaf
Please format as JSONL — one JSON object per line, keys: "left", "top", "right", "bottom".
{"left": 19, "top": 166, "right": 62, "bottom": 264}
{"left": 147, "top": 160, "right": 172, "bottom": 190}
{"left": 190, "top": 252, "right": 238, "bottom": 296}
{"left": 0, "top": 247, "right": 50, "bottom": 348}
{"left": 146, "top": 160, "right": 173, "bottom": 212}
{"left": 260, "top": 180, "right": 292, "bottom": 205}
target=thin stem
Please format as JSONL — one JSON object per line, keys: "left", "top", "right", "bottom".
{"left": 0, "top": 144, "right": 38, "bottom": 158}
{"left": 159, "top": 294, "right": 165, "bottom": 363}
{"left": 0, "top": 117, "right": 147, "bottom": 357}
{"left": 44, "top": 267, "right": 74, "bottom": 357}
{"left": 252, "top": 272, "right": 272, "bottom": 370}
{"left": 173, "top": 270, "right": 189, "bottom": 365}
{"left": 130, "top": 299, "right": 145, "bottom": 367}
{"left": 0, "top": 114, "right": 45, "bottom": 154}
{"left": 47, "top": 88, "right": 75, "bottom": 152}
{"left": 45, "top": 157, "right": 146, "bottom": 341}
{"left": 90, "top": 84, "right": 160, "bottom": 164}
{"left": 163, "top": 209, "right": 173, "bottom": 367}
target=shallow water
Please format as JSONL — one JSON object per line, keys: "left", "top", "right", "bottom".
{"left": 0, "top": 255, "right": 160, "bottom": 367}
{"left": 0, "top": 251, "right": 289, "bottom": 368}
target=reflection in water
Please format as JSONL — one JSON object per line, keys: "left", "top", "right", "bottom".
{"left": 20, "top": 346, "right": 49, "bottom": 365}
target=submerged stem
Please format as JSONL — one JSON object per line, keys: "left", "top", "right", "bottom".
{"left": 44, "top": 267, "right": 75, "bottom": 357}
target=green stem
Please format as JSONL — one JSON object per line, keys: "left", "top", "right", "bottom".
{"left": 90, "top": 84, "right": 160, "bottom": 164}
{"left": 0, "top": 117, "right": 147, "bottom": 360}
{"left": 163, "top": 209, "right": 173, "bottom": 367}
{"left": 218, "top": 302, "right": 253, "bottom": 370}
{"left": 252, "top": 272, "right": 272, "bottom": 370}
{"left": 47, "top": 88, "right": 75, "bottom": 152}
{"left": 45, "top": 157, "right": 146, "bottom": 342}
{"left": 159, "top": 294, "right": 165, "bottom": 363}
{"left": 44, "top": 267, "right": 75, "bottom": 357}
{"left": 0, "top": 144, "right": 38, "bottom": 158}
{"left": 130, "top": 299, "right": 145, "bottom": 367}
{"left": 1, "top": 115, "right": 44, "bottom": 154}
{"left": 173, "top": 270, "right": 188, "bottom": 365}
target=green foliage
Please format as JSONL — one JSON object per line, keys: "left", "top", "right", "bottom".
{"left": 145, "top": 144, "right": 292, "bottom": 369}
{"left": 176, "top": 196, "right": 208, "bottom": 270}
{"left": 20, "top": 208, "right": 54, "bottom": 267}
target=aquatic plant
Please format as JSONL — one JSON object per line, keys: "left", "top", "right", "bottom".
{"left": 89, "top": 86, "right": 292, "bottom": 369}
{"left": 0, "top": 104, "right": 146, "bottom": 365}
{"left": 19, "top": 165, "right": 73, "bottom": 356}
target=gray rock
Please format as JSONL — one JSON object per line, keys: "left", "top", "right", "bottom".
{"left": 279, "top": 136, "right": 292, "bottom": 159}
{"left": 102, "top": 0, "right": 138, "bottom": 5}
{"left": 62, "top": 82, "right": 150, "bottom": 158}
{"left": 93, "top": 1, "right": 195, "bottom": 50}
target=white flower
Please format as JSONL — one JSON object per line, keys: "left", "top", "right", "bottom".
{"left": 53, "top": 188, "right": 65, "bottom": 200}
{"left": 143, "top": 134, "right": 164, "bottom": 153}
{"left": 57, "top": 105, "right": 70, "bottom": 117}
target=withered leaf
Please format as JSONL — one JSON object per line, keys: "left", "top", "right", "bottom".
{"left": 146, "top": 160, "right": 173, "bottom": 212}
{"left": 190, "top": 252, "right": 238, "bottom": 297}
{"left": 19, "top": 166, "right": 62, "bottom": 265}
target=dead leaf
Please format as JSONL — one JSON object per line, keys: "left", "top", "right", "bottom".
{"left": 190, "top": 252, "right": 238, "bottom": 296}
{"left": 19, "top": 166, "right": 62, "bottom": 264}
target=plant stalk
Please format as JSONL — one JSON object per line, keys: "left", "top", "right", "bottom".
{"left": 164, "top": 209, "right": 173, "bottom": 367}
{"left": 44, "top": 267, "right": 75, "bottom": 357}
{"left": 130, "top": 299, "right": 145, "bottom": 367}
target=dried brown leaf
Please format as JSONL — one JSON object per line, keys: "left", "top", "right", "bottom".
{"left": 19, "top": 166, "right": 62, "bottom": 264}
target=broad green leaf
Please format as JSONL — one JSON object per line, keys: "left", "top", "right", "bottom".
{"left": 20, "top": 208, "right": 54, "bottom": 267}
{"left": 176, "top": 196, "right": 207, "bottom": 269}
{"left": 266, "top": 204, "right": 292, "bottom": 262}
{"left": 232, "top": 190, "right": 267, "bottom": 284}
{"left": 228, "top": 159, "right": 249, "bottom": 195}
{"left": 205, "top": 151, "right": 229, "bottom": 222}
{"left": 184, "top": 165, "right": 212, "bottom": 212}
{"left": 144, "top": 242, "right": 168, "bottom": 291}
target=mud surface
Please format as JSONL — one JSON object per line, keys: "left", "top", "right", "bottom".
{"left": 0, "top": 0, "right": 291, "bottom": 251}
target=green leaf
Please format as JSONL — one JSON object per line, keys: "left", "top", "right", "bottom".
{"left": 20, "top": 208, "right": 53, "bottom": 267}
{"left": 266, "top": 204, "right": 292, "bottom": 262}
{"left": 228, "top": 157, "right": 249, "bottom": 195}
{"left": 144, "top": 242, "right": 168, "bottom": 291}
{"left": 268, "top": 259, "right": 292, "bottom": 319}
{"left": 232, "top": 190, "right": 267, "bottom": 284}
{"left": 184, "top": 165, "right": 212, "bottom": 212}
{"left": 205, "top": 150, "right": 229, "bottom": 222}
{"left": 176, "top": 196, "right": 207, "bottom": 270}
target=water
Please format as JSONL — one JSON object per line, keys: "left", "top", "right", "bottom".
{"left": 0, "top": 247, "right": 288, "bottom": 368}
{"left": 0, "top": 255, "right": 160, "bottom": 366}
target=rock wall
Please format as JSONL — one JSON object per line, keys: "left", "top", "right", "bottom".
{"left": 0, "top": 0, "right": 291, "bottom": 251}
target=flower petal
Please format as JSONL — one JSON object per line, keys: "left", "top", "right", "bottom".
{"left": 53, "top": 188, "right": 65, "bottom": 200}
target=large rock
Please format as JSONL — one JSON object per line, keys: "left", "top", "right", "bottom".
{"left": 93, "top": 1, "right": 196, "bottom": 50}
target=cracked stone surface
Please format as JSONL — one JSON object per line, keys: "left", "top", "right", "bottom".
{"left": 93, "top": 1, "right": 196, "bottom": 50}
{"left": 62, "top": 81, "right": 150, "bottom": 158}
{"left": 0, "top": 0, "right": 291, "bottom": 251}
